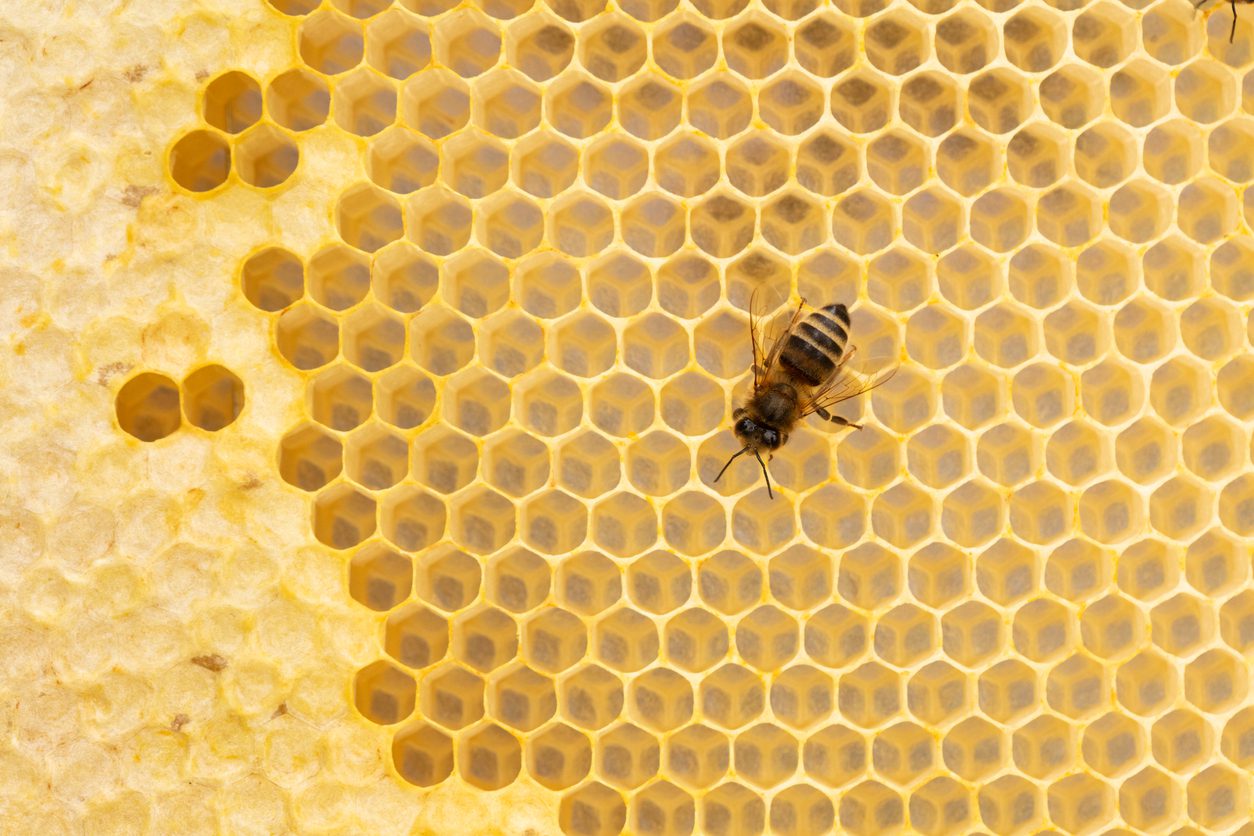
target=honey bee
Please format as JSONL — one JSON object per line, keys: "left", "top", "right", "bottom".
{"left": 714, "top": 298, "right": 892, "bottom": 499}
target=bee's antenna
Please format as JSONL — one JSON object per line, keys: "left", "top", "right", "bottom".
{"left": 713, "top": 448, "right": 748, "bottom": 484}
{"left": 753, "top": 450, "right": 774, "bottom": 500}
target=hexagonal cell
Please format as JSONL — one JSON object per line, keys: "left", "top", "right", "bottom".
{"left": 1188, "top": 764, "right": 1249, "bottom": 831}
{"left": 1041, "top": 63, "right": 1103, "bottom": 125}
{"left": 349, "top": 543, "right": 413, "bottom": 612}
{"left": 1081, "top": 358, "right": 1145, "bottom": 428}
{"left": 560, "top": 663, "right": 624, "bottom": 731}
{"left": 506, "top": 13, "right": 573, "bottom": 81}
{"left": 1007, "top": 123, "right": 1067, "bottom": 189}
{"left": 594, "top": 607, "right": 658, "bottom": 674}
{"left": 459, "top": 722, "right": 521, "bottom": 790}
{"left": 758, "top": 72, "right": 824, "bottom": 136}
{"left": 802, "top": 723, "right": 866, "bottom": 791}
{"left": 545, "top": 73, "right": 612, "bottom": 139}
{"left": 441, "top": 129, "right": 508, "bottom": 199}
{"left": 168, "top": 129, "right": 230, "bottom": 192}
{"left": 241, "top": 246, "right": 304, "bottom": 313}
{"left": 575, "top": 13, "right": 645, "bottom": 83}
{"left": 432, "top": 8, "right": 500, "bottom": 77}
{"left": 202, "top": 71, "right": 262, "bottom": 137}
{"left": 175, "top": 363, "right": 242, "bottom": 434}
{"left": 1150, "top": 707, "right": 1212, "bottom": 776}
{"left": 528, "top": 722, "right": 591, "bottom": 790}
{"left": 830, "top": 70, "right": 892, "bottom": 134}
{"left": 836, "top": 539, "right": 902, "bottom": 610}
{"left": 342, "top": 304, "right": 405, "bottom": 373}
{"left": 1182, "top": 296, "right": 1243, "bottom": 362}
{"left": 115, "top": 372, "right": 181, "bottom": 442}
{"left": 381, "top": 601, "right": 451, "bottom": 671}
{"left": 942, "top": 716, "right": 1006, "bottom": 782}
{"left": 1144, "top": 234, "right": 1205, "bottom": 301}
{"left": 941, "top": 600, "right": 1005, "bottom": 668}
{"left": 307, "top": 243, "right": 371, "bottom": 311}
{"left": 393, "top": 722, "right": 453, "bottom": 787}
{"left": 666, "top": 725, "right": 729, "bottom": 790}
{"left": 732, "top": 723, "right": 798, "bottom": 790}
{"left": 720, "top": 13, "right": 786, "bottom": 79}
{"left": 651, "top": 14, "right": 716, "bottom": 79}
{"left": 490, "top": 665, "right": 556, "bottom": 732}
{"left": 266, "top": 67, "right": 330, "bottom": 132}
{"left": 686, "top": 76, "right": 753, "bottom": 140}
{"left": 561, "top": 782, "right": 627, "bottom": 836}
{"left": 840, "top": 780, "right": 906, "bottom": 835}
{"left": 400, "top": 69, "right": 470, "bottom": 140}
{"left": 838, "top": 662, "right": 902, "bottom": 730}
{"left": 795, "top": 130, "right": 859, "bottom": 198}
{"left": 279, "top": 423, "right": 343, "bottom": 492}
{"left": 936, "top": 130, "right": 1000, "bottom": 197}
{"left": 333, "top": 68, "right": 398, "bottom": 137}
{"left": 354, "top": 659, "right": 415, "bottom": 724}
{"left": 277, "top": 299, "right": 338, "bottom": 368}
{"left": 667, "top": 610, "right": 729, "bottom": 675}
{"left": 627, "top": 666, "right": 697, "bottom": 731}
{"left": 1110, "top": 59, "right": 1170, "bottom": 128}
{"left": 379, "top": 485, "right": 445, "bottom": 552}
{"left": 871, "top": 720, "right": 935, "bottom": 789}
{"left": 365, "top": 10, "right": 430, "bottom": 80}
{"left": 299, "top": 10, "right": 365, "bottom": 75}
{"left": 934, "top": 7, "right": 997, "bottom": 74}
{"left": 1012, "top": 598, "right": 1075, "bottom": 664}
{"left": 596, "top": 722, "right": 659, "bottom": 790}
{"left": 375, "top": 365, "right": 434, "bottom": 430}
{"left": 367, "top": 128, "right": 437, "bottom": 195}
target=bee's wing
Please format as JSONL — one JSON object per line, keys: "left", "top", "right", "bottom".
{"left": 754, "top": 295, "right": 807, "bottom": 390}
{"left": 799, "top": 347, "right": 899, "bottom": 419}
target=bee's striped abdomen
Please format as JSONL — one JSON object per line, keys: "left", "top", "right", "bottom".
{"left": 779, "top": 303, "right": 850, "bottom": 387}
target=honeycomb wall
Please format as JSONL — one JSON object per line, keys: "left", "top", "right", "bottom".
{"left": 4, "top": 0, "right": 1254, "bottom": 832}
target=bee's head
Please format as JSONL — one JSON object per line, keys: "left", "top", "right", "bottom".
{"left": 717, "top": 410, "right": 782, "bottom": 499}
{"left": 732, "top": 412, "right": 784, "bottom": 452}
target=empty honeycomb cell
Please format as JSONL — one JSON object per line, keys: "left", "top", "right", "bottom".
{"left": 974, "top": 537, "right": 1037, "bottom": 608}
{"left": 365, "top": 10, "right": 430, "bottom": 80}
{"left": 528, "top": 722, "right": 592, "bottom": 791}
{"left": 1152, "top": 707, "right": 1212, "bottom": 774}
{"left": 1120, "top": 765, "right": 1183, "bottom": 831}
{"left": 978, "top": 658, "right": 1036, "bottom": 725}
{"left": 308, "top": 244, "right": 371, "bottom": 311}
{"left": 1002, "top": 7, "right": 1064, "bottom": 72}
{"left": 592, "top": 492, "right": 657, "bottom": 557}
{"left": 838, "top": 661, "right": 902, "bottom": 729}
{"left": 839, "top": 780, "right": 904, "bottom": 836}
{"left": 410, "top": 426, "right": 478, "bottom": 493}
{"left": 442, "top": 130, "right": 509, "bottom": 198}
{"left": 733, "top": 723, "right": 799, "bottom": 790}
{"left": 654, "top": 134, "right": 720, "bottom": 200}
{"left": 116, "top": 372, "right": 181, "bottom": 442}
{"left": 482, "top": 191, "right": 545, "bottom": 258}
{"left": 372, "top": 242, "right": 436, "bottom": 314}
{"left": 367, "top": 128, "right": 437, "bottom": 194}
{"left": 1116, "top": 648, "right": 1176, "bottom": 718}
{"left": 597, "top": 722, "right": 659, "bottom": 790}
{"left": 1076, "top": 238, "right": 1138, "bottom": 306}
{"left": 1141, "top": 119, "right": 1203, "bottom": 186}
{"left": 506, "top": 15, "right": 573, "bottom": 82}
{"left": 1037, "top": 182, "right": 1102, "bottom": 248}
{"left": 870, "top": 481, "right": 936, "bottom": 548}
{"left": 1220, "top": 473, "right": 1254, "bottom": 536}
{"left": 561, "top": 781, "right": 627, "bottom": 836}
{"left": 792, "top": 12, "right": 855, "bottom": 78}
{"left": 477, "top": 310, "right": 543, "bottom": 379}
{"left": 831, "top": 189, "right": 895, "bottom": 255}
{"left": 276, "top": 303, "right": 340, "bottom": 370}
{"left": 458, "top": 722, "right": 522, "bottom": 790}
{"left": 441, "top": 249, "right": 508, "bottom": 318}
{"left": 595, "top": 608, "right": 658, "bottom": 673}
{"left": 584, "top": 134, "right": 648, "bottom": 201}
{"left": 1073, "top": 123, "right": 1136, "bottom": 189}
{"left": 1082, "top": 711, "right": 1144, "bottom": 779}
{"left": 1179, "top": 178, "right": 1239, "bottom": 244}
{"left": 722, "top": 14, "right": 788, "bottom": 80}
{"left": 1038, "top": 65, "right": 1103, "bottom": 131}
{"left": 314, "top": 482, "right": 377, "bottom": 549}
{"left": 432, "top": 9, "right": 501, "bottom": 77}
{"left": 874, "top": 721, "right": 937, "bottom": 788}
{"left": 620, "top": 193, "right": 685, "bottom": 259}
{"left": 1211, "top": 117, "right": 1254, "bottom": 182}
{"left": 451, "top": 605, "right": 518, "bottom": 673}
{"left": 344, "top": 423, "right": 408, "bottom": 490}
{"left": 354, "top": 660, "right": 417, "bottom": 725}
{"left": 668, "top": 611, "right": 730, "bottom": 673}
{"left": 1186, "top": 528, "right": 1247, "bottom": 596}
{"left": 418, "top": 546, "right": 481, "bottom": 611}
{"left": 619, "top": 76, "right": 683, "bottom": 142}
{"left": 386, "top": 602, "right": 450, "bottom": 668}
{"left": 393, "top": 721, "right": 455, "bottom": 787}
{"left": 1150, "top": 356, "right": 1212, "bottom": 427}
{"left": 584, "top": 253, "right": 649, "bottom": 320}
{"left": 267, "top": 67, "right": 331, "bottom": 131}
{"left": 1114, "top": 296, "right": 1176, "bottom": 364}
{"left": 1144, "top": 234, "right": 1206, "bottom": 301}
{"left": 935, "top": 246, "right": 998, "bottom": 314}
{"left": 401, "top": 70, "right": 470, "bottom": 140}
{"left": 307, "top": 365, "right": 370, "bottom": 431}
{"left": 300, "top": 10, "right": 365, "bottom": 74}
{"left": 513, "top": 252, "right": 579, "bottom": 320}
{"left": 1149, "top": 475, "right": 1213, "bottom": 541}
{"left": 241, "top": 247, "right": 304, "bottom": 312}
{"left": 169, "top": 129, "right": 230, "bottom": 192}
{"left": 701, "top": 665, "right": 765, "bottom": 730}
{"left": 1210, "top": 239, "right": 1254, "bottom": 303}
{"left": 376, "top": 365, "right": 435, "bottom": 429}
{"left": 203, "top": 71, "right": 262, "bottom": 134}
{"left": 233, "top": 122, "right": 298, "bottom": 188}
{"left": 933, "top": 8, "right": 996, "bottom": 74}
{"left": 181, "top": 364, "right": 244, "bottom": 432}
{"left": 1110, "top": 60, "right": 1170, "bottom": 128}
{"left": 576, "top": 14, "right": 645, "bottom": 83}
{"left": 943, "top": 716, "right": 1006, "bottom": 782}
{"left": 1189, "top": 764, "right": 1250, "bottom": 831}
{"left": 511, "top": 131, "right": 578, "bottom": 199}
{"left": 1108, "top": 180, "right": 1171, "bottom": 245}
{"left": 629, "top": 669, "right": 693, "bottom": 734}
{"left": 1009, "top": 245, "right": 1072, "bottom": 312}
{"left": 491, "top": 665, "right": 556, "bottom": 731}
{"left": 725, "top": 132, "right": 788, "bottom": 198}
{"left": 1008, "top": 123, "right": 1067, "bottom": 188}
{"left": 758, "top": 73, "right": 825, "bottom": 136}
{"left": 1182, "top": 297, "right": 1243, "bottom": 361}
{"left": 1081, "top": 358, "right": 1144, "bottom": 426}
{"left": 546, "top": 74, "right": 613, "bottom": 140}
{"left": 801, "top": 723, "right": 866, "bottom": 791}
{"left": 901, "top": 187, "right": 962, "bottom": 254}
{"left": 967, "top": 188, "right": 1030, "bottom": 254}
{"left": 350, "top": 543, "right": 413, "bottom": 611}
{"left": 866, "top": 131, "right": 927, "bottom": 197}
{"left": 380, "top": 485, "right": 446, "bottom": 551}
{"left": 561, "top": 664, "right": 625, "bottom": 731}
{"left": 342, "top": 304, "right": 405, "bottom": 372}
{"left": 1046, "top": 419, "right": 1110, "bottom": 487}
{"left": 967, "top": 68, "right": 1032, "bottom": 135}
{"left": 936, "top": 130, "right": 1000, "bottom": 197}
{"left": 1012, "top": 598, "right": 1075, "bottom": 664}
{"left": 473, "top": 69, "right": 542, "bottom": 139}
{"left": 523, "top": 608, "right": 588, "bottom": 675}
{"left": 973, "top": 303, "right": 1039, "bottom": 369}
{"left": 548, "top": 191, "right": 614, "bottom": 257}
{"left": 830, "top": 70, "right": 892, "bottom": 134}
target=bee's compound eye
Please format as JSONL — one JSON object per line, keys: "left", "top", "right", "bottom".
{"left": 735, "top": 418, "right": 754, "bottom": 435}
{"left": 761, "top": 429, "right": 780, "bottom": 448}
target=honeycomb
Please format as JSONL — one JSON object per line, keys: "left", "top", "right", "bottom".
{"left": 5, "top": 0, "right": 1254, "bottom": 831}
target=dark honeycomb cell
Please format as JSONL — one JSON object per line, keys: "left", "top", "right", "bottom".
{"left": 116, "top": 372, "right": 182, "bottom": 442}
{"left": 182, "top": 365, "right": 244, "bottom": 431}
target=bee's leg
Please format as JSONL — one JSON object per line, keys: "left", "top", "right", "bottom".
{"left": 815, "top": 407, "right": 862, "bottom": 430}
{"left": 1233, "top": 0, "right": 1239, "bottom": 42}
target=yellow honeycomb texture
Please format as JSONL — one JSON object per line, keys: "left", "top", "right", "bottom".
{"left": 4, "top": 0, "right": 1254, "bottom": 831}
